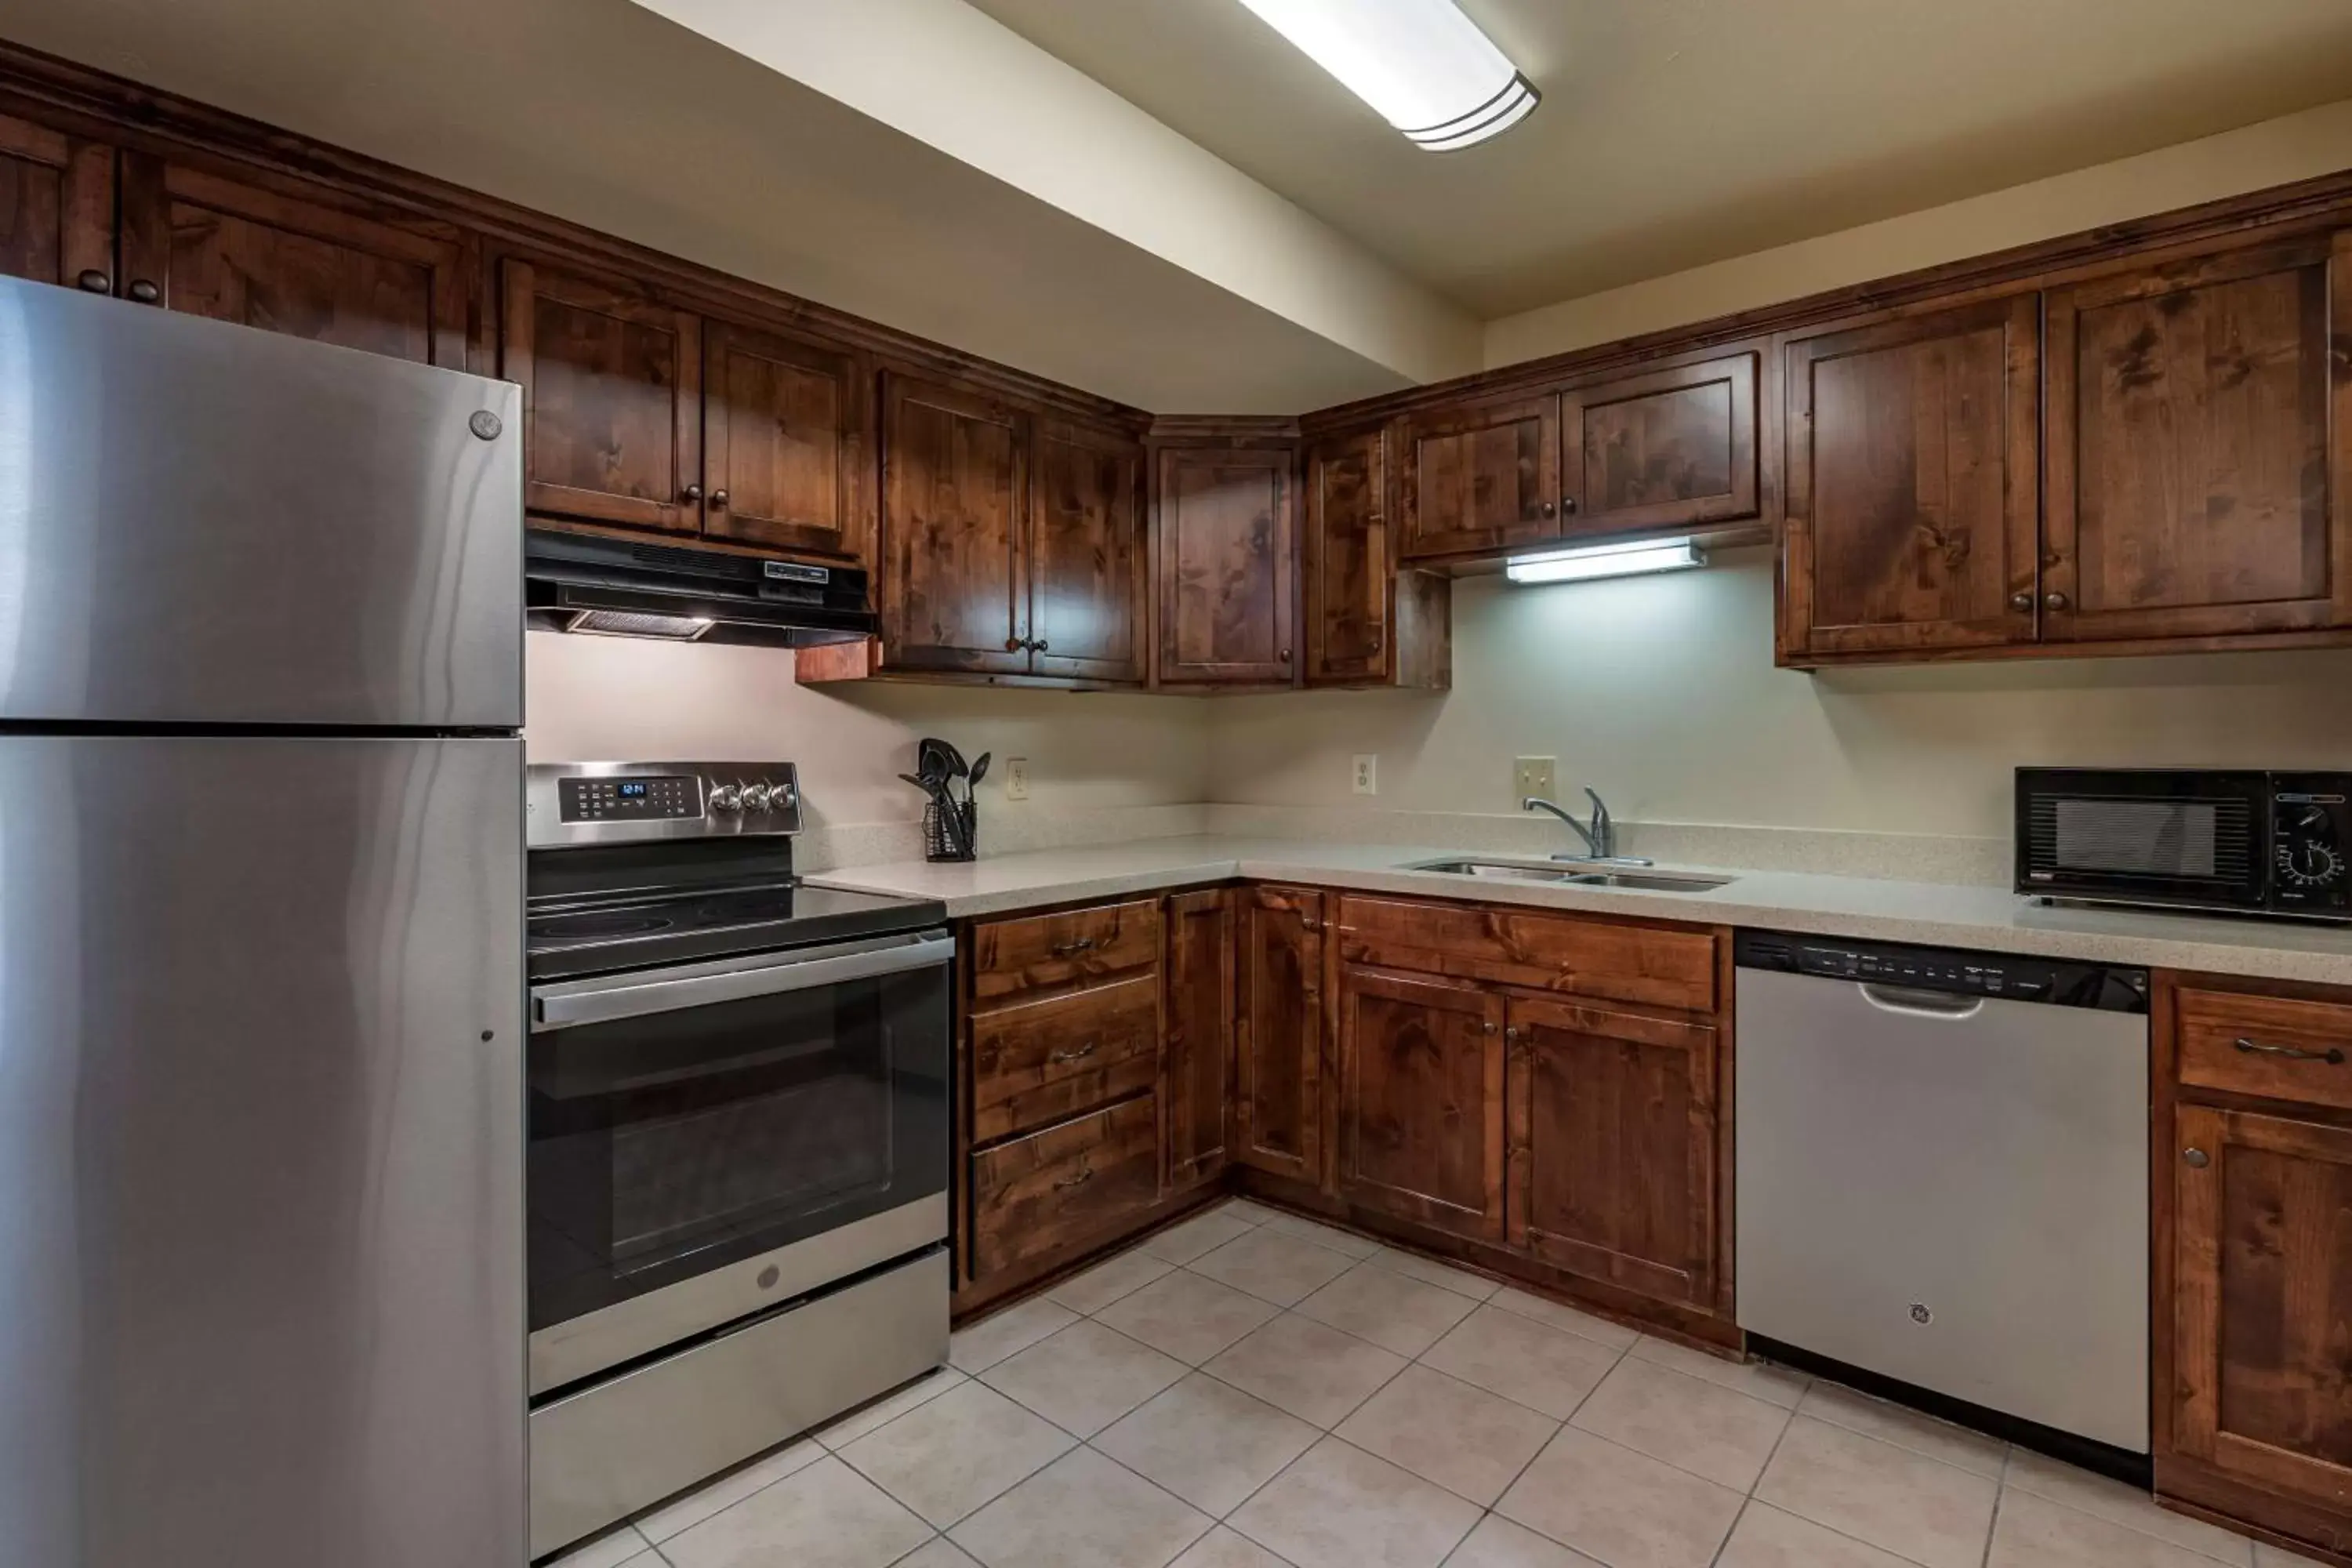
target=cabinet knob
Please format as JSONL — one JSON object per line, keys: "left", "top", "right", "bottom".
{"left": 75, "top": 269, "right": 111, "bottom": 293}
{"left": 681, "top": 483, "right": 702, "bottom": 503}
{"left": 2009, "top": 591, "right": 2034, "bottom": 612}
{"left": 710, "top": 489, "right": 728, "bottom": 507}
{"left": 126, "top": 278, "right": 160, "bottom": 304}
{"left": 1483, "top": 1021, "right": 1500, "bottom": 1035}
{"left": 1279, "top": 648, "right": 1292, "bottom": 662}
{"left": 1005, "top": 636, "right": 1024, "bottom": 652}
{"left": 2183, "top": 1148, "right": 2210, "bottom": 1168}
{"left": 2044, "top": 591, "right": 2070, "bottom": 612}
{"left": 1368, "top": 629, "right": 1384, "bottom": 652}
{"left": 1540, "top": 500, "right": 1556, "bottom": 518}
{"left": 1561, "top": 497, "right": 1578, "bottom": 515}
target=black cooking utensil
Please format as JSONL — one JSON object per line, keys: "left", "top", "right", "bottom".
{"left": 965, "top": 753, "right": 992, "bottom": 802}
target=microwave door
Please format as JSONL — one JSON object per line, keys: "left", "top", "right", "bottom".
{"left": 2017, "top": 771, "right": 2270, "bottom": 909}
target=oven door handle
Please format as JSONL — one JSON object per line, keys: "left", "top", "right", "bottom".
{"left": 532, "top": 931, "right": 956, "bottom": 1029}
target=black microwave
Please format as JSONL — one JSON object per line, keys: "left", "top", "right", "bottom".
{"left": 2016, "top": 769, "right": 2352, "bottom": 922}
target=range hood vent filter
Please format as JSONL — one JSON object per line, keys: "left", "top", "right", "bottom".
{"left": 564, "top": 607, "right": 715, "bottom": 641}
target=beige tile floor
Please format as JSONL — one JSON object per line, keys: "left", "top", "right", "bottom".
{"left": 551, "top": 1199, "right": 2321, "bottom": 1568}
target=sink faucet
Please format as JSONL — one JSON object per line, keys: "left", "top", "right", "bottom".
{"left": 1523, "top": 788, "right": 1649, "bottom": 865}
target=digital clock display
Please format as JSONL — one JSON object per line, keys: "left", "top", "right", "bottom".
{"left": 619, "top": 782, "right": 648, "bottom": 797}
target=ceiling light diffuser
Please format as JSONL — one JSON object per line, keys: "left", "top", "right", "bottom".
{"left": 1234, "top": 0, "right": 1539, "bottom": 151}
{"left": 1505, "top": 539, "right": 1708, "bottom": 586}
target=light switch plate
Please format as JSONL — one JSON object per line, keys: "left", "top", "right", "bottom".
{"left": 1514, "top": 756, "right": 1557, "bottom": 804}
{"left": 1352, "top": 754, "right": 1378, "bottom": 796}
{"left": 1004, "top": 757, "right": 1030, "bottom": 800}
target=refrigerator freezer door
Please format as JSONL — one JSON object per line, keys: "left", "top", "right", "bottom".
{"left": 0, "top": 735, "right": 524, "bottom": 1568}
{"left": 0, "top": 277, "right": 521, "bottom": 728}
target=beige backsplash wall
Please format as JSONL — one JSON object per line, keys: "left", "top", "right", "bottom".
{"left": 524, "top": 630, "right": 1213, "bottom": 865}
{"left": 1207, "top": 548, "right": 2352, "bottom": 858}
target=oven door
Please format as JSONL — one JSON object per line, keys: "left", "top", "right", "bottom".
{"left": 2016, "top": 769, "right": 2270, "bottom": 912}
{"left": 526, "top": 929, "right": 951, "bottom": 1396}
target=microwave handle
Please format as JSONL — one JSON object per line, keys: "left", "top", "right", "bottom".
{"left": 533, "top": 932, "right": 955, "bottom": 1029}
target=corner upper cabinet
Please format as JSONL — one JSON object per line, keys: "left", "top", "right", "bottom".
{"left": 121, "top": 151, "right": 470, "bottom": 368}
{"left": 0, "top": 110, "right": 114, "bottom": 291}
{"left": 1154, "top": 442, "right": 1297, "bottom": 686}
{"left": 1304, "top": 426, "right": 1450, "bottom": 690}
{"left": 1030, "top": 419, "right": 1147, "bottom": 684}
{"left": 2045, "top": 236, "right": 2351, "bottom": 644}
{"left": 1559, "top": 351, "right": 1759, "bottom": 539}
{"left": 880, "top": 373, "right": 1030, "bottom": 675}
{"left": 1779, "top": 295, "right": 2042, "bottom": 662}
{"left": 501, "top": 259, "right": 702, "bottom": 534}
{"left": 1396, "top": 393, "right": 1559, "bottom": 560}
{"left": 702, "top": 320, "right": 871, "bottom": 562}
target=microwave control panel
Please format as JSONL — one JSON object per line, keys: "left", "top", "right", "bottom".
{"left": 2272, "top": 773, "right": 2352, "bottom": 914}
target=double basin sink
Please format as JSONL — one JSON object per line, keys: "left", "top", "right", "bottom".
{"left": 1410, "top": 858, "right": 1736, "bottom": 894}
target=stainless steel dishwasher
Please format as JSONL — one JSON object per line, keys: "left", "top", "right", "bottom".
{"left": 1734, "top": 931, "right": 2152, "bottom": 1451}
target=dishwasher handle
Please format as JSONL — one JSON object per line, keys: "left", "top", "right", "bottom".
{"left": 1857, "top": 982, "right": 1987, "bottom": 1022}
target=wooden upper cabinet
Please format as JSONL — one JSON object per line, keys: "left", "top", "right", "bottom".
{"left": 122, "top": 152, "right": 468, "bottom": 367}
{"left": 0, "top": 110, "right": 113, "bottom": 291}
{"left": 2170, "top": 1105, "right": 2352, "bottom": 1514}
{"left": 2046, "top": 237, "right": 2350, "bottom": 644}
{"left": 1030, "top": 420, "right": 1146, "bottom": 684}
{"left": 881, "top": 373, "right": 1029, "bottom": 674}
{"left": 1780, "top": 296, "right": 2042, "bottom": 662}
{"left": 702, "top": 320, "right": 871, "bottom": 561}
{"left": 1162, "top": 888, "right": 1235, "bottom": 1191}
{"left": 501, "top": 260, "right": 700, "bottom": 533}
{"left": 1507, "top": 996, "right": 1720, "bottom": 1308}
{"left": 1336, "top": 964, "right": 1508, "bottom": 1244}
{"left": 1397, "top": 393, "right": 1559, "bottom": 560}
{"left": 1559, "top": 352, "right": 1759, "bottom": 539}
{"left": 1302, "top": 426, "right": 1446, "bottom": 691}
{"left": 1236, "top": 885, "right": 1327, "bottom": 1186}
{"left": 1155, "top": 445, "right": 1296, "bottom": 685}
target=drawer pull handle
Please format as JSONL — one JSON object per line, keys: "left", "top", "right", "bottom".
{"left": 2234, "top": 1036, "right": 2346, "bottom": 1066}
{"left": 1047, "top": 1041, "right": 1099, "bottom": 1065}
{"left": 1050, "top": 938, "right": 1099, "bottom": 958}
{"left": 1054, "top": 1166, "right": 1095, "bottom": 1191}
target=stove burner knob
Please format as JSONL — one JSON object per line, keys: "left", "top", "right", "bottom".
{"left": 709, "top": 785, "right": 743, "bottom": 813}
{"left": 743, "top": 784, "right": 775, "bottom": 811}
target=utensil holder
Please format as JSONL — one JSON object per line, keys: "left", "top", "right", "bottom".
{"left": 924, "top": 797, "right": 977, "bottom": 862}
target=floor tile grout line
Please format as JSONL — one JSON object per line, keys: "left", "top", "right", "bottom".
{"left": 1564, "top": 1343, "right": 1800, "bottom": 1494}
{"left": 1997, "top": 1473, "right": 2256, "bottom": 1568}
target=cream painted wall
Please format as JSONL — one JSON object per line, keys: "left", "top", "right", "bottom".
{"left": 524, "top": 631, "right": 1212, "bottom": 835}
{"left": 1207, "top": 552, "right": 2352, "bottom": 844}
{"left": 1483, "top": 96, "right": 2352, "bottom": 369}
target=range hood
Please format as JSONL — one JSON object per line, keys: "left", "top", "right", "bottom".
{"left": 524, "top": 528, "right": 880, "bottom": 648}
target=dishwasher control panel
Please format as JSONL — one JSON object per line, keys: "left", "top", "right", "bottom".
{"left": 1735, "top": 931, "right": 2149, "bottom": 1013}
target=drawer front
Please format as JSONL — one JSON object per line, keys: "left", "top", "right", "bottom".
{"left": 971, "top": 974, "right": 1161, "bottom": 1145}
{"left": 2177, "top": 987, "right": 2352, "bottom": 1112}
{"left": 972, "top": 899, "right": 1162, "bottom": 1001}
{"left": 1336, "top": 895, "right": 1718, "bottom": 1013}
{"left": 970, "top": 1095, "right": 1160, "bottom": 1279}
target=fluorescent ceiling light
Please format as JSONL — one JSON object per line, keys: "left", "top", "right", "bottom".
{"left": 1234, "top": 0, "right": 1540, "bottom": 151}
{"left": 1505, "top": 538, "right": 1708, "bottom": 586}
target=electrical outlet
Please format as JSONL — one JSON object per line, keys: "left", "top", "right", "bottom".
{"left": 1004, "top": 757, "right": 1030, "bottom": 801}
{"left": 1352, "top": 754, "right": 1378, "bottom": 796}
{"left": 1514, "top": 756, "right": 1557, "bottom": 804}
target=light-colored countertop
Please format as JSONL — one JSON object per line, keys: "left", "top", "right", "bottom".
{"left": 805, "top": 834, "right": 2352, "bottom": 986}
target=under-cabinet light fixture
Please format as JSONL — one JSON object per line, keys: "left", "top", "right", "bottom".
{"left": 1505, "top": 538, "right": 1708, "bottom": 586}
{"left": 1233, "top": 0, "right": 1540, "bottom": 151}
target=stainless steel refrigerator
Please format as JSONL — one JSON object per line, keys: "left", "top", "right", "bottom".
{"left": 0, "top": 278, "right": 527, "bottom": 1566}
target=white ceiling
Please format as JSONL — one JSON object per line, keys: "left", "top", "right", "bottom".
{"left": 966, "top": 0, "right": 2352, "bottom": 317}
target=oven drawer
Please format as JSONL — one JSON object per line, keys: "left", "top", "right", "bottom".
{"left": 972, "top": 899, "right": 1162, "bottom": 1002}
{"left": 970, "top": 1094, "right": 1160, "bottom": 1279}
{"left": 1336, "top": 895, "right": 1719, "bottom": 1012}
{"left": 972, "top": 974, "right": 1161, "bottom": 1145}
{"left": 2177, "top": 986, "right": 2352, "bottom": 1112}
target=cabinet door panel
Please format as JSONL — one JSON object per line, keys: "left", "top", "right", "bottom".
{"left": 2172, "top": 1105, "right": 2352, "bottom": 1509}
{"left": 122, "top": 154, "right": 467, "bottom": 368}
{"left": 1507, "top": 996, "right": 1718, "bottom": 1306}
{"left": 1337, "top": 965, "right": 1506, "bottom": 1243}
{"left": 500, "top": 260, "right": 700, "bottom": 532}
{"left": 1163, "top": 888, "right": 1235, "bottom": 1190}
{"left": 1156, "top": 445, "right": 1295, "bottom": 684}
{"left": 1032, "top": 420, "right": 1146, "bottom": 684}
{"left": 0, "top": 111, "right": 113, "bottom": 289}
{"left": 2047, "top": 238, "right": 2348, "bottom": 642}
{"left": 704, "top": 320, "right": 871, "bottom": 562}
{"left": 1560, "top": 352, "right": 1758, "bottom": 538}
{"left": 1304, "top": 428, "right": 1389, "bottom": 685}
{"left": 1236, "top": 886, "right": 1326, "bottom": 1185}
{"left": 1781, "top": 296, "right": 2040, "bottom": 659}
{"left": 881, "top": 374, "right": 1028, "bottom": 673}
{"left": 1397, "top": 394, "right": 1559, "bottom": 560}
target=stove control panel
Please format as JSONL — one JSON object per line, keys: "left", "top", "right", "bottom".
{"left": 528, "top": 761, "right": 803, "bottom": 848}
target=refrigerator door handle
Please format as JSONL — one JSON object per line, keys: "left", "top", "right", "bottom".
{"left": 532, "top": 931, "right": 954, "bottom": 1030}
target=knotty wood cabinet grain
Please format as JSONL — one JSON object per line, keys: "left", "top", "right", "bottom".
{"left": 702, "top": 319, "right": 871, "bottom": 561}
{"left": 0, "top": 109, "right": 112, "bottom": 292}
{"left": 1303, "top": 426, "right": 1450, "bottom": 690}
{"left": 1030, "top": 419, "right": 1147, "bottom": 684}
{"left": 1154, "top": 444, "right": 1297, "bottom": 685}
{"left": 969, "top": 1095, "right": 1160, "bottom": 1280}
{"left": 1396, "top": 392, "right": 1558, "bottom": 561}
{"left": 881, "top": 372, "right": 1030, "bottom": 674}
{"left": 1163, "top": 888, "right": 1236, "bottom": 1190}
{"left": 1559, "top": 351, "right": 1759, "bottom": 539}
{"left": 1336, "top": 964, "right": 1508, "bottom": 1244}
{"left": 1236, "top": 885, "right": 1327, "bottom": 1185}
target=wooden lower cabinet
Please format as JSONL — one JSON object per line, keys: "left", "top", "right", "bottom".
{"left": 1507, "top": 995, "right": 1721, "bottom": 1309}
{"left": 969, "top": 1095, "right": 1160, "bottom": 1280}
{"left": 1335, "top": 966, "right": 1508, "bottom": 1245}
{"left": 1236, "top": 885, "right": 1328, "bottom": 1185}
{"left": 1163, "top": 888, "right": 1236, "bottom": 1190}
